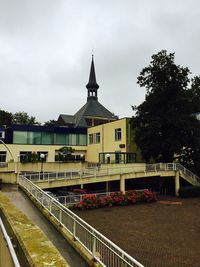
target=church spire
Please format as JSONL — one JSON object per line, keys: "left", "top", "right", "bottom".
{"left": 86, "top": 55, "right": 99, "bottom": 101}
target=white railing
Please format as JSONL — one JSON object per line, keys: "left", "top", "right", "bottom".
{"left": 0, "top": 216, "right": 21, "bottom": 267}
{"left": 57, "top": 191, "right": 114, "bottom": 206}
{"left": 145, "top": 163, "right": 200, "bottom": 184}
{"left": 23, "top": 163, "right": 200, "bottom": 186}
{"left": 18, "top": 175, "right": 144, "bottom": 267}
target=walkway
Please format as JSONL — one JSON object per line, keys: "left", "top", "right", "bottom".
{"left": 2, "top": 185, "right": 89, "bottom": 267}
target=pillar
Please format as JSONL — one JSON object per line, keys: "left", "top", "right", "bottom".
{"left": 120, "top": 176, "right": 125, "bottom": 193}
{"left": 106, "top": 181, "right": 110, "bottom": 193}
{"left": 175, "top": 171, "right": 180, "bottom": 197}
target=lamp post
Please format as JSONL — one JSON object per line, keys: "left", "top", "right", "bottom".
{"left": 40, "top": 153, "right": 45, "bottom": 174}
{"left": 0, "top": 139, "right": 14, "bottom": 162}
{"left": 105, "top": 153, "right": 110, "bottom": 164}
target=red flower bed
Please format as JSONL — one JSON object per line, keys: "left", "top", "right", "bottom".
{"left": 73, "top": 189, "right": 157, "bottom": 210}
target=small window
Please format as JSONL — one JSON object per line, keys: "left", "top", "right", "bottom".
{"left": 96, "top": 132, "right": 100, "bottom": 143}
{"left": 115, "top": 128, "right": 121, "bottom": 141}
{"left": 0, "top": 151, "right": 6, "bottom": 162}
{"left": 89, "top": 134, "right": 94, "bottom": 144}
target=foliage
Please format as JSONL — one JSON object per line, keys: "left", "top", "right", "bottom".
{"left": 73, "top": 190, "right": 157, "bottom": 210}
{"left": 12, "top": 111, "right": 40, "bottom": 125}
{"left": 0, "top": 109, "right": 12, "bottom": 127}
{"left": 131, "top": 50, "right": 200, "bottom": 174}
{"left": 43, "top": 120, "right": 57, "bottom": 126}
{"left": 20, "top": 152, "right": 40, "bottom": 163}
{"left": 179, "top": 186, "right": 200, "bottom": 198}
{"left": 55, "top": 146, "right": 76, "bottom": 162}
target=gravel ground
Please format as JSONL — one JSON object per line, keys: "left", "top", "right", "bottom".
{"left": 75, "top": 196, "right": 200, "bottom": 267}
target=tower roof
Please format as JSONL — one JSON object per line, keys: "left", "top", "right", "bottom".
{"left": 86, "top": 55, "right": 99, "bottom": 90}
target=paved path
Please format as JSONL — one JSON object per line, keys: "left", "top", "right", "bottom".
{"left": 2, "top": 185, "right": 88, "bottom": 267}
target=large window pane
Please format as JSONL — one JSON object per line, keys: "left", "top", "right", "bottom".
{"left": 13, "top": 131, "right": 28, "bottom": 144}
{"left": 29, "top": 132, "right": 42, "bottom": 144}
{"left": 42, "top": 132, "right": 53, "bottom": 144}
{"left": 70, "top": 134, "right": 77, "bottom": 145}
{"left": 55, "top": 134, "right": 66, "bottom": 145}
{"left": 79, "top": 134, "right": 87, "bottom": 145}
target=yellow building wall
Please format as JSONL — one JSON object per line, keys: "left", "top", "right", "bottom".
{"left": 0, "top": 144, "right": 87, "bottom": 163}
{"left": 86, "top": 118, "right": 131, "bottom": 163}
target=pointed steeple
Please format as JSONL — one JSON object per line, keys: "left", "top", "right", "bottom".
{"left": 86, "top": 55, "right": 99, "bottom": 101}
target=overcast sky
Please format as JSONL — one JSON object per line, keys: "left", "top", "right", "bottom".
{"left": 0, "top": 0, "right": 200, "bottom": 123}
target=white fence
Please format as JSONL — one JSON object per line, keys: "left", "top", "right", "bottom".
{"left": 0, "top": 216, "right": 21, "bottom": 267}
{"left": 23, "top": 163, "right": 200, "bottom": 186}
{"left": 18, "top": 175, "right": 144, "bottom": 267}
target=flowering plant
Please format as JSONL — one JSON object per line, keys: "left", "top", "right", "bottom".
{"left": 73, "top": 189, "right": 157, "bottom": 210}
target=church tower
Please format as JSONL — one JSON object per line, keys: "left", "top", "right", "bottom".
{"left": 86, "top": 55, "right": 99, "bottom": 101}
{"left": 57, "top": 55, "right": 117, "bottom": 128}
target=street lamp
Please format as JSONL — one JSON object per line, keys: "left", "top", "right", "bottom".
{"left": 40, "top": 153, "right": 45, "bottom": 174}
{"left": 0, "top": 139, "right": 14, "bottom": 162}
{"left": 105, "top": 153, "right": 110, "bottom": 164}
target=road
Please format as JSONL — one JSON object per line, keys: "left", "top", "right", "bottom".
{"left": 2, "top": 185, "right": 89, "bottom": 267}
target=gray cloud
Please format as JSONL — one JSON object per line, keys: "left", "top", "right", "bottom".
{"left": 0, "top": 0, "right": 200, "bottom": 122}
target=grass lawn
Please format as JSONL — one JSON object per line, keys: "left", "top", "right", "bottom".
{"left": 75, "top": 196, "right": 200, "bottom": 267}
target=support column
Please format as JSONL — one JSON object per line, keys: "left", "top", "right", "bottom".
{"left": 175, "top": 171, "right": 180, "bottom": 197}
{"left": 106, "top": 181, "right": 110, "bottom": 193}
{"left": 120, "top": 175, "right": 125, "bottom": 193}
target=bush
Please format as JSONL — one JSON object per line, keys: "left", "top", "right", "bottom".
{"left": 73, "top": 189, "right": 157, "bottom": 210}
{"left": 179, "top": 186, "right": 200, "bottom": 198}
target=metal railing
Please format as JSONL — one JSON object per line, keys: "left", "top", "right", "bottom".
{"left": 18, "top": 175, "right": 144, "bottom": 267}
{"left": 57, "top": 191, "right": 114, "bottom": 206}
{"left": 0, "top": 216, "right": 21, "bottom": 267}
{"left": 23, "top": 163, "right": 200, "bottom": 187}
{"left": 145, "top": 163, "right": 200, "bottom": 184}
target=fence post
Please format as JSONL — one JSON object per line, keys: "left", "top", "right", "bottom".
{"left": 73, "top": 218, "right": 76, "bottom": 237}
{"left": 59, "top": 209, "right": 62, "bottom": 224}
{"left": 92, "top": 231, "right": 96, "bottom": 258}
{"left": 49, "top": 201, "right": 52, "bottom": 213}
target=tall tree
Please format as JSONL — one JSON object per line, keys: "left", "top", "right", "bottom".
{"left": 12, "top": 111, "right": 40, "bottom": 125}
{"left": 0, "top": 109, "right": 13, "bottom": 127}
{"left": 131, "top": 50, "right": 200, "bottom": 174}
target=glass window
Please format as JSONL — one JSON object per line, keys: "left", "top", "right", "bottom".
{"left": 69, "top": 134, "right": 76, "bottom": 145}
{"left": 71, "top": 134, "right": 77, "bottom": 145}
{"left": 42, "top": 132, "right": 53, "bottom": 144}
{"left": 55, "top": 134, "right": 66, "bottom": 145}
{"left": 89, "top": 134, "right": 94, "bottom": 144}
{"left": 20, "top": 151, "right": 32, "bottom": 162}
{"left": 13, "top": 131, "right": 28, "bottom": 144}
{"left": 0, "top": 151, "right": 6, "bottom": 162}
{"left": 79, "top": 134, "right": 87, "bottom": 145}
{"left": 29, "top": 132, "right": 42, "bottom": 144}
{"left": 32, "top": 132, "right": 42, "bottom": 145}
{"left": 96, "top": 132, "right": 100, "bottom": 143}
{"left": 115, "top": 128, "right": 122, "bottom": 141}
{"left": 66, "top": 134, "right": 69, "bottom": 145}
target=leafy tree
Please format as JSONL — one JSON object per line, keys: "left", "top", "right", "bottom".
{"left": 43, "top": 120, "right": 57, "bottom": 126}
{"left": 131, "top": 50, "right": 200, "bottom": 174}
{"left": 0, "top": 109, "right": 12, "bottom": 127}
{"left": 12, "top": 111, "right": 40, "bottom": 125}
